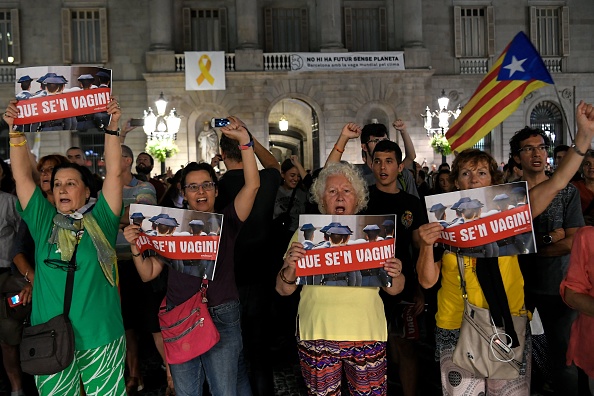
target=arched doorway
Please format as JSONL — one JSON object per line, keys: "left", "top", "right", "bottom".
{"left": 268, "top": 98, "right": 319, "bottom": 171}
{"left": 530, "top": 101, "right": 563, "bottom": 158}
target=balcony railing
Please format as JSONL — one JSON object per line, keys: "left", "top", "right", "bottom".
{"left": 174, "top": 53, "right": 236, "bottom": 72}
{"left": 0, "top": 65, "right": 16, "bottom": 82}
{"left": 459, "top": 58, "right": 489, "bottom": 74}
{"left": 542, "top": 57, "right": 563, "bottom": 73}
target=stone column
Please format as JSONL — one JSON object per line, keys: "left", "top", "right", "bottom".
{"left": 146, "top": 0, "right": 175, "bottom": 72}
{"left": 402, "top": 0, "right": 430, "bottom": 68}
{"left": 149, "top": 0, "right": 173, "bottom": 50}
{"left": 319, "top": 0, "right": 345, "bottom": 52}
{"left": 234, "top": 0, "right": 263, "bottom": 71}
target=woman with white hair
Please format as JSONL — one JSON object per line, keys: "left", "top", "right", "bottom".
{"left": 276, "top": 161, "right": 405, "bottom": 395}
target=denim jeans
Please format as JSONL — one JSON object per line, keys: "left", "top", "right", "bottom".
{"left": 169, "top": 299, "right": 252, "bottom": 396}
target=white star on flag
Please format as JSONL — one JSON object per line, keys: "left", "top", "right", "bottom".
{"left": 503, "top": 56, "right": 527, "bottom": 77}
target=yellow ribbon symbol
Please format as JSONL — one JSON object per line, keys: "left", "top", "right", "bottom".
{"left": 196, "top": 55, "right": 215, "bottom": 86}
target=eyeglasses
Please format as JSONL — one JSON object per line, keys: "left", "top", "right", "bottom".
{"left": 184, "top": 182, "right": 216, "bottom": 192}
{"left": 44, "top": 258, "right": 77, "bottom": 272}
{"left": 518, "top": 145, "right": 549, "bottom": 154}
{"left": 367, "top": 138, "right": 387, "bottom": 145}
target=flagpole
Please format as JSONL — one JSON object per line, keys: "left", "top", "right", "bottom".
{"left": 553, "top": 84, "right": 575, "bottom": 143}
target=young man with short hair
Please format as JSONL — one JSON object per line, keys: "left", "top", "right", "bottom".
{"left": 511, "top": 126, "right": 584, "bottom": 396}
{"left": 365, "top": 139, "right": 427, "bottom": 396}
{"left": 328, "top": 121, "right": 420, "bottom": 197}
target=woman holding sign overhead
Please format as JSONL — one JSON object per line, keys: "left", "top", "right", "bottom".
{"left": 123, "top": 116, "right": 258, "bottom": 396}
{"left": 416, "top": 100, "right": 594, "bottom": 396}
{"left": 276, "top": 161, "right": 405, "bottom": 395}
{"left": 5, "top": 98, "right": 125, "bottom": 395}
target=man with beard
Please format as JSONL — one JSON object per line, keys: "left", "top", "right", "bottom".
{"left": 135, "top": 152, "right": 166, "bottom": 202}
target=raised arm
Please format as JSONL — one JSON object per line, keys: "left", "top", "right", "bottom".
{"left": 100, "top": 99, "right": 124, "bottom": 216}
{"left": 4, "top": 100, "right": 36, "bottom": 209}
{"left": 228, "top": 116, "right": 280, "bottom": 171}
{"left": 325, "top": 123, "right": 362, "bottom": 166}
{"left": 289, "top": 155, "right": 307, "bottom": 179}
{"left": 530, "top": 100, "right": 594, "bottom": 217}
{"left": 393, "top": 119, "right": 416, "bottom": 169}
{"left": 221, "top": 118, "right": 260, "bottom": 221}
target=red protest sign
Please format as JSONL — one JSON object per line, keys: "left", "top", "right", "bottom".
{"left": 135, "top": 234, "right": 220, "bottom": 261}
{"left": 295, "top": 239, "right": 395, "bottom": 277}
{"left": 13, "top": 88, "right": 110, "bottom": 125}
{"left": 437, "top": 205, "right": 532, "bottom": 248}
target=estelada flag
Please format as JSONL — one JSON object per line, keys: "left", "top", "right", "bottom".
{"left": 446, "top": 32, "right": 554, "bottom": 152}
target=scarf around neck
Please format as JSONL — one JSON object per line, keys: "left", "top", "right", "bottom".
{"left": 48, "top": 204, "right": 117, "bottom": 286}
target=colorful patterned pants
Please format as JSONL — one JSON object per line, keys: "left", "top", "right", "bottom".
{"left": 35, "top": 335, "right": 126, "bottom": 396}
{"left": 297, "top": 338, "right": 387, "bottom": 396}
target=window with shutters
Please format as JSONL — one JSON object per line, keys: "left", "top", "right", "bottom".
{"left": 62, "top": 8, "right": 108, "bottom": 64}
{"left": 454, "top": 6, "right": 494, "bottom": 74}
{"left": 343, "top": 7, "right": 387, "bottom": 52}
{"left": 0, "top": 10, "right": 18, "bottom": 64}
{"left": 182, "top": 8, "right": 228, "bottom": 52}
{"left": 530, "top": 7, "right": 569, "bottom": 57}
{"left": 264, "top": 8, "right": 308, "bottom": 52}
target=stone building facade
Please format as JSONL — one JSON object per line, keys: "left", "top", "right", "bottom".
{"left": 0, "top": 0, "right": 592, "bottom": 172}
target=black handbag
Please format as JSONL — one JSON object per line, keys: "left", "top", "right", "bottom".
{"left": 20, "top": 245, "right": 78, "bottom": 375}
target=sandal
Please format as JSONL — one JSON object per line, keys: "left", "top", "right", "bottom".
{"left": 125, "top": 376, "right": 145, "bottom": 394}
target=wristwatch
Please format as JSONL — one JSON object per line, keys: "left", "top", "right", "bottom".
{"left": 542, "top": 234, "right": 553, "bottom": 245}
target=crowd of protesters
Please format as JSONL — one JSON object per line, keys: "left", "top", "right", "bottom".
{"left": 0, "top": 97, "right": 594, "bottom": 396}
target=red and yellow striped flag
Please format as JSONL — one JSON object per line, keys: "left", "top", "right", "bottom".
{"left": 446, "top": 32, "right": 554, "bottom": 152}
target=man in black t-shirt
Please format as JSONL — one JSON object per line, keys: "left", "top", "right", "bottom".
{"left": 214, "top": 119, "right": 281, "bottom": 396}
{"left": 363, "top": 139, "right": 428, "bottom": 396}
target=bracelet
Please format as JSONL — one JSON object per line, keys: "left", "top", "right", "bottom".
{"left": 334, "top": 144, "right": 344, "bottom": 153}
{"left": 571, "top": 143, "right": 587, "bottom": 157}
{"left": 9, "top": 132, "right": 25, "bottom": 138}
{"left": 238, "top": 140, "right": 254, "bottom": 150}
{"left": 104, "top": 128, "right": 121, "bottom": 136}
{"left": 10, "top": 139, "right": 27, "bottom": 147}
{"left": 132, "top": 252, "right": 141, "bottom": 258}
{"left": 24, "top": 270, "right": 31, "bottom": 283}
{"left": 279, "top": 266, "right": 296, "bottom": 285}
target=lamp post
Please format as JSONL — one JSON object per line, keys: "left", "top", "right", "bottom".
{"left": 421, "top": 89, "right": 461, "bottom": 164}
{"left": 279, "top": 100, "right": 289, "bottom": 132}
{"left": 543, "top": 124, "right": 556, "bottom": 168}
{"left": 143, "top": 92, "right": 181, "bottom": 174}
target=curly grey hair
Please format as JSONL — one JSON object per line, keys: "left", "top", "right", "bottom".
{"left": 311, "top": 161, "right": 369, "bottom": 214}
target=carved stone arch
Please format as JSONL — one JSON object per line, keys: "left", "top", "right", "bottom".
{"left": 355, "top": 101, "right": 398, "bottom": 139}
{"left": 529, "top": 100, "right": 564, "bottom": 147}
{"left": 267, "top": 94, "right": 323, "bottom": 170}
{"left": 182, "top": 102, "right": 229, "bottom": 165}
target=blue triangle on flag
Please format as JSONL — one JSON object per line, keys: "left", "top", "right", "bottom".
{"left": 497, "top": 32, "right": 554, "bottom": 84}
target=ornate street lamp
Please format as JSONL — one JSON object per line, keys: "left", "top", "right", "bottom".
{"left": 143, "top": 92, "right": 181, "bottom": 174}
{"left": 421, "top": 89, "right": 461, "bottom": 163}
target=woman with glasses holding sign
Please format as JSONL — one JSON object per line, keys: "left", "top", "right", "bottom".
{"left": 276, "top": 161, "right": 406, "bottom": 395}
{"left": 4, "top": 98, "right": 125, "bottom": 395}
{"left": 416, "top": 101, "right": 594, "bottom": 396}
{"left": 123, "top": 116, "right": 259, "bottom": 396}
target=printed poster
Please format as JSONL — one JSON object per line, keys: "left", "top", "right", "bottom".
{"left": 130, "top": 204, "right": 223, "bottom": 280}
{"left": 424, "top": 182, "right": 536, "bottom": 257}
{"left": 185, "top": 51, "right": 226, "bottom": 90}
{"left": 288, "top": 52, "right": 405, "bottom": 71}
{"left": 13, "top": 66, "right": 112, "bottom": 131}
{"left": 295, "top": 214, "right": 396, "bottom": 287}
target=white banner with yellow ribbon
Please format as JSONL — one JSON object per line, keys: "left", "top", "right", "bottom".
{"left": 185, "top": 52, "right": 226, "bottom": 91}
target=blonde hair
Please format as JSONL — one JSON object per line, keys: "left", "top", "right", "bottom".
{"left": 311, "top": 162, "right": 368, "bottom": 214}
